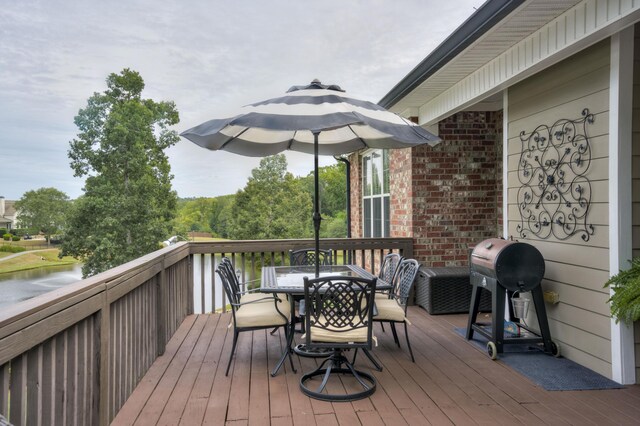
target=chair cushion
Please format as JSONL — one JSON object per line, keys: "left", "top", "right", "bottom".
{"left": 374, "top": 298, "right": 406, "bottom": 322}
{"left": 235, "top": 297, "right": 290, "bottom": 328}
{"left": 307, "top": 315, "right": 370, "bottom": 343}
{"left": 240, "top": 293, "right": 288, "bottom": 304}
{"left": 375, "top": 292, "right": 390, "bottom": 301}
{"left": 309, "top": 325, "right": 369, "bottom": 343}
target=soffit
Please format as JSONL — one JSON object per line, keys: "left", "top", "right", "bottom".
{"left": 389, "top": 0, "right": 582, "bottom": 114}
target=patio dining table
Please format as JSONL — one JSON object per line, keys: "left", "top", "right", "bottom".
{"left": 261, "top": 264, "right": 389, "bottom": 376}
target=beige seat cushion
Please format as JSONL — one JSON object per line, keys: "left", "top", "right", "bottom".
{"left": 375, "top": 292, "right": 391, "bottom": 301}
{"left": 240, "top": 292, "right": 288, "bottom": 304}
{"left": 374, "top": 298, "right": 406, "bottom": 322}
{"left": 235, "top": 297, "right": 290, "bottom": 328}
{"left": 307, "top": 315, "right": 370, "bottom": 343}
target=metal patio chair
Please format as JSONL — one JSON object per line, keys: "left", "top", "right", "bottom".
{"left": 289, "top": 247, "right": 333, "bottom": 267}
{"left": 373, "top": 258, "right": 420, "bottom": 362}
{"left": 288, "top": 248, "right": 333, "bottom": 332}
{"left": 299, "top": 275, "right": 377, "bottom": 401}
{"left": 216, "top": 262, "right": 294, "bottom": 376}
{"left": 375, "top": 252, "right": 403, "bottom": 333}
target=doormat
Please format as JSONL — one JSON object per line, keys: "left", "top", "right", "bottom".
{"left": 454, "top": 327, "right": 623, "bottom": 391}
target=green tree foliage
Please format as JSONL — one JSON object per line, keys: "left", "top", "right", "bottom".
{"left": 229, "top": 155, "right": 313, "bottom": 240}
{"left": 15, "top": 187, "right": 70, "bottom": 244}
{"left": 319, "top": 162, "right": 347, "bottom": 217}
{"left": 210, "top": 194, "right": 235, "bottom": 238}
{"left": 62, "top": 69, "right": 179, "bottom": 277}
{"left": 323, "top": 210, "right": 347, "bottom": 238}
{"left": 174, "top": 197, "right": 215, "bottom": 235}
{"left": 301, "top": 161, "right": 348, "bottom": 238}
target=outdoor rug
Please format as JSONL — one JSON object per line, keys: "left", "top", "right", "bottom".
{"left": 454, "top": 327, "right": 623, "bottom": 391}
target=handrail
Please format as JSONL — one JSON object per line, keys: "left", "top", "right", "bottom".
{"left": 0, "top": 237, "right": 412, "bottom": 425}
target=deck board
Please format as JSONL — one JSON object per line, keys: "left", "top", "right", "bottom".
{"left": 112, "top": 308, "right": 640, "bottom": 425}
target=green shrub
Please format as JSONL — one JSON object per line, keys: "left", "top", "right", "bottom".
{"left": 0, "top": 245, "right": 26, "bottom": 253}
{"left": 0, "top": 228, "right": 6, "bottom": 235}
{"left": 2, "top": 234, "right": 11, "bottom": 241}
{"left": 11, "top": 235, "right": 20, "bottom": 241}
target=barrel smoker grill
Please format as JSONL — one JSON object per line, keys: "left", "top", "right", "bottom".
{"left": 466, "top": 238, "right": 559, "bottom": 359}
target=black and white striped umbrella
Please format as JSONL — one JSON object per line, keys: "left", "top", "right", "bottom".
{"left": 181, "top": 80, "right": 440, "bottom": 274}
{"left": 181, "top": 79, "right": 439, "bottom": 156}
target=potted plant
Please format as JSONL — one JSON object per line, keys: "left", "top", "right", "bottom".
{"left": 605, "top": 258, "right": 640, "bottom": 323}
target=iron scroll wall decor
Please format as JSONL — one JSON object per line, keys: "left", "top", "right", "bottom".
{"left": 516, "top": 108, "right": 595, "bottom": 242}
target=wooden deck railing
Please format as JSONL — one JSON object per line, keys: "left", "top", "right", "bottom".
{"left": 0, "top": 237, "right": 412, "bottom": 425}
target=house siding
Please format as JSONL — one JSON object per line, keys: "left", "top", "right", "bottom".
{"left": 507, "top": 39, "right": 612, "bottom": 377}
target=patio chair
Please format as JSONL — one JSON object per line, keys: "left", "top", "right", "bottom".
{"left": 216, "top": 262, "right": 294, "bottom": 376}
{"left": 376, "top": 252, "right": 403, "bottom": 300}
{"left": 373, "top": 258, "right": 420, "bottom": 362}
{"left": 218, "top": 257, "right": 267, "bottom": 303}
{"left": 288, "top": 248, "right": 333, "bottom": 332}
{"left": 289, "top": 247, "right": 333, "bottom": 266}
{"left": 299, "top": 275, "right": 377, "bottom": 401}
{"left": 375, "top": 252, "right": 403, "bottom": 333}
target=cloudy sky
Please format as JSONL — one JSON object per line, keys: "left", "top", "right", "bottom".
{"left": 0, "top": 0, "right": 483, "bottom": 201}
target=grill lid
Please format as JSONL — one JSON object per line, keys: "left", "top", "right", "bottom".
{"left": 470, "top": 238, "right": 545, "bottom": 291}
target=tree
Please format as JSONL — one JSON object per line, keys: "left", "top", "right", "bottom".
{"left": 62, "top": 69, "right": 179, "bottom": 277}
{"left": 229, "top": 155, "right": 313, "bottom": 240}
{"left": 173, "top": 198, "right": 215, "bottom": 235}
{"left": 301, "top": 162, "right": 348, "bottom": 237}
{"left": 318, "top": 162, "right": 347, "bottom": 218}
{"left": 210, "top": 194, "right": 235, "bottom": 238}
{"left": 15, "top": 187, "right": 70, "bottom": 244}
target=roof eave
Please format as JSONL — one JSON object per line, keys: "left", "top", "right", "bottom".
{"left": 378, "top": 0, "right": 526, "bottom": 109}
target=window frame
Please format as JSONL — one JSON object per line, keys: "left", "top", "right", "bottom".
{"left": 361, "top": 149, "right": 390, "bottom": 238}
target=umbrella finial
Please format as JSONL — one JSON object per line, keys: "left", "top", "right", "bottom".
{"left": 311, "top": 78, "right": 321, "bottom": 84}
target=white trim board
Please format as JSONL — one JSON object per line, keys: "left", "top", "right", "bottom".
{"left": 609, "top": 27, "right": 635, "bottom": 385}
{"left": 420, "top": 0, "right": 640, "bottom": 125}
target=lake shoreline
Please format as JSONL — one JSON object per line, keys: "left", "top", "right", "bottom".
{"left": 0, "top": 248, "right": 80, "bottom": 275}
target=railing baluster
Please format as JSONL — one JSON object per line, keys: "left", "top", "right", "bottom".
{"left": 200, "top": 254, "right": 206, "bottom": 314}
{"left": 250, "top": 252, "right": 256, "bottom": 282}
{"left": 10, "top": 354, "right": 26, "bottom": 425}
{"left": 211, "top": 254, "right": 216, "bottom": 313}
{"left": 41, "top": 339, "right": 54, "bottom": 424}
{"left": 0, "top": 362, "right": 8, "bottom": 417}
{"left": 241, "top": 253, "right": 246, "bottom": 293}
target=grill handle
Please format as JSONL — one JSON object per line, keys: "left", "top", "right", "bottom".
{"left": 471, "top": 253, "right": 489, "bottom": 260}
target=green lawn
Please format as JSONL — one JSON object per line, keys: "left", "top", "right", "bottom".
{"left": 0, "top": 249, "right": 79, "bottom": 275}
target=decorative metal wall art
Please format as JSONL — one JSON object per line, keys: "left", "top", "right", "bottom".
{"left": 516, "top": 108, "right": 595, "bottom": 241}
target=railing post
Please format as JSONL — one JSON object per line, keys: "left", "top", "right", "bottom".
{"left": 157, "top": 260, "right": 167, "bottom": 356}
{"left": 99, "top": 293, "right": 111, "bottom": 426}
{"left": 187, "top": 254, "right": 194, "bottom": 315}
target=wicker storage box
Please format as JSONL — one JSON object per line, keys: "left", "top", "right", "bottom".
{"left": 416, "top": 266, "right": 492, "bottom": 314}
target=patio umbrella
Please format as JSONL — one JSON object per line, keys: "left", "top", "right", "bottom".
{"left": 180, "top": 79, "right": 440, "bottom": 276}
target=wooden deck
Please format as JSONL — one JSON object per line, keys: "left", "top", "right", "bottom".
{"left": 112, "top": 308, "right": 640, "bottom": 425}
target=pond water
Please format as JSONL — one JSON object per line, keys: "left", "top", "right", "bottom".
{"left": 0, "top": 256, "right": 261, "bottom": 313}
{"left": 193, "top": 254, "right": 228, "bottom": 313}
{"left": 0, "top": 264, "right": 83, "bottom": 310}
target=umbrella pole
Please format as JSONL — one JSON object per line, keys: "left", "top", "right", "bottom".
{"left": 313, "top": 131, "right": 321, "bottom": 277}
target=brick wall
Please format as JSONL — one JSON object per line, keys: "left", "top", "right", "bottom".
{"left": 349, "top": 110, "right": 502, "bottom": 266}
{"left": 413, "top": 111, "right": 501, "bottom": 266}
{"left": 495, "top": 111, "right": 504, "bottom": 234}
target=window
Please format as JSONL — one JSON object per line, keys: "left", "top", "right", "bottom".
{"left": 362, "top": 150, "right": 389, "bottom": 237}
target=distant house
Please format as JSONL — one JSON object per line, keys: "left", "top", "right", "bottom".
{"left": 348, "top": 0, "right": 640, "bottom": 384}
{"left": 0, "top": 196, "right": 18, "bottom": 231}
